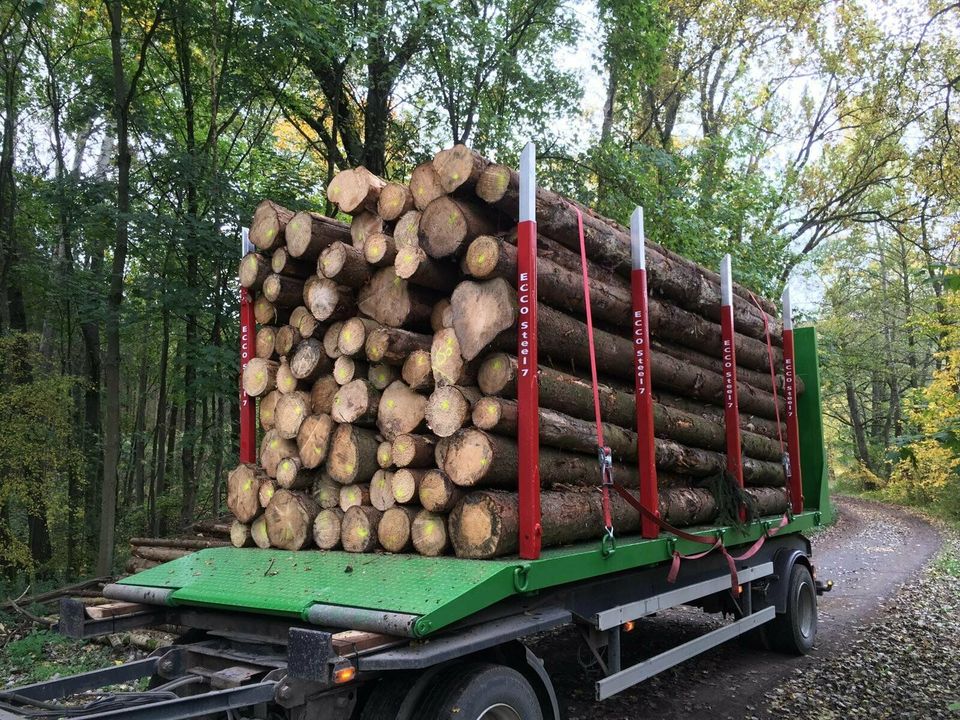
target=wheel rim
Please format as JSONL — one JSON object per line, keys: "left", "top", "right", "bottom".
{"left": 796, "top": 579, "right": 815, "bottom": 639}
{"left": 478, "top": 703, "right": 522, "bottom": 720}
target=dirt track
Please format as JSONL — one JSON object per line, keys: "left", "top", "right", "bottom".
{"left": 530, "top": 496, "right": 943, "bottom": 719}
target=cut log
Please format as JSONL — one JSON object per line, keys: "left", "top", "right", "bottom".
{"left": 274, "top": 391, "right": 311, "bottom": 439}
{"left": 334, "top": 355, "right": 369, "bottom": 386}
{"left": 271, "top": 247, "right": 314, "bottom": 279}
{"left": 402, "top": 350, "right": 434, "bottom": 392}
{"left": 449, "top": 278, "right": 517, "bottom": 361}
{"left": 275, "top": 355, "right": 300, "bottom": 394}
{"left": 368, "top": 363, "right": 398, "bottom": 390}
{"left": 410, "top": 162, "right": 444, "bottom": 211}
{"left": 391, "top": 433, "right": 435, "bottom": 468}
{"left": 394, "top": 247, "right": 458, "bottom": 292}
{"left": 255, "top": 326, "right": 277, "bottom": 359}
{"left": 464, "top": 234, "right": 786, "bottom": 373}
{"left": 258, "top": 477, "right": 277, "bottom": 508}
{"left": 313, "top": 474, "right": 341, "bottom": 509}
{"left": 411, "top": 510, "right": 450, "bottom": 556}
{"left": 259, "top": 390, "right": 280, "bottom": 431}
{"left": 366, "top": 327, "right": 432, "bottom": 365}
{"left": 377, "top": 381, "right": 428, "bottom": 439}
{"left": 319, "top": 242, "right": 370, "bottom": 288}
{"left": 341, "top": 505, "right": 382, "bottom": 553}
{"left": 392, "top": 468, "right": 427, "bottom": 504}
{"left": 328, "top": 167, "right": 386, "bottom": 215}
{"left": 378, "top": 182, "right": 414, "bottom": 221}
{"left": 393, "top": 210, "right": 422, "bottom": 249}
{"left": 305, "top": 277, "right": 357, "bottom": 322}
{"left": 370, "top": 470, "right": 396, "bottom": 511}
{"left": 364, "top": 232, "right": 398, "bottom": 267}
{"left": 254, "top": 296, "right": 288, "bottom": 326}
{"left": 290, "top": 339, "right": 331, "bottom": 381}
{"left": 327, "top": 424, "right": 381, "bottom": 484}
{"left": 338, "top": 317, "right": 381, "bottom": 357}
{"left": 265, "top": 489, "right": 319, "bottom": 550}
{"left": 251, "top": 515, "right": 270, "bottom": 548}
{"left": 418, "top": 470, "right": 463, "bottom": 513}
{"left": 433, "top": 144, "right": 488, "bottom": 193}
{"left": 358, "top": 267, "right": 435, "bottom": 329}
{"left": 313, "top": 508, "right": 344, "bottom": 550}
{"left": 310, "top": 375, "right": 339, "bottom": 415}
{"left": 331, "top": 379, "right": 380, "bottom": 425}
{"left": 239, "top": 252, "right": 271, "bottom": 290}
{"left": 227, "top": 463, "right": 263, "bottom": 523}
{"left": 250, "top": 200, "right": 294, "bottom": 251}
{"left": 420, "top": 196, "right": 499, "bottom": 258}
{"left": 128, "top": 536, "right": 229, "bottom": 550}
{"left": 324, "top": 322, "right": 345, "bottom": 359}
{"left": 339, "top": 483, "right": 371, "bottom": 512}
{"left": 377, "top": 440, "right": 393, "bottom": 468}
{"left": 291, "top": 306, "right": 320, "bottom": 339}
{"left": 478, "top": 354, "right": 783, "bottom": 459}
{"left": 275, "top": 326, "right": 301, "bottom": 357}
{"left": 454, "top": 280, "right": 783, "bottom": 419}
{"left": 431, "top": 328, "right": 476, "bottom": 386}
{"left": 286, "top": 211, "right": 351, "bottom": 260}
{"left": 276, "top": 456, "right": 313, "bottom": 490}
{"left": 659, "top": 391, "right": 785, "bottom": 441}
{"left": 378, "top": 506, "right": 417, "bottom": 552}
{"left": 259, "top": 429, "right": 298, "bottom": 479}
{"left": 132, "top": 546, "right": 192, "bottom": 562}
{"left": 471, "top": 397, "right": 785, "bottom": 484}
{"left": 475, "top": 164, "right": 781, "bottom": 340}
{"left": 435, "top": 437, "right": 450, "bottom": 468}
{"left": 431, "top": 298, "right": 453, "bottom": 331}
{"left": 242, "top": 358, "right": 278, "bottom": 397}
{"left": 426, "top": 385, "right": 481, "bottom": 438}
{"left": 350, "top": 212, "right": 384, "bottom": 249}
{"left": 230, "top": 520, "right": 253, "bottom": 547}
{"left": 263, "top": 274, "right": 305, "bottom": 308}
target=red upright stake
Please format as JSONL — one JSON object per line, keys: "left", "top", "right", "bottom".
{"left": 239, "top": 228, "right": 257, "bottom": 464}
{"left": 517, "top": 143, "right": 541, "bottom": 559}
{"left": 630, "top": 208, "right": 659, "bottom": 539}
{"left": 720, "top": 255, "right": 744, "bottom": 517}
{"left": 782, "top": 286, "right": 804, "bottom": 513}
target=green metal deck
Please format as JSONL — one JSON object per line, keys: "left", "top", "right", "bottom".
{"left": 120, "top": 327, "right": 831, "bottom": 639}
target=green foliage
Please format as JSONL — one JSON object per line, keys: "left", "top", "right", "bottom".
{"left": 0, "top": 627, "right": 117, "bottom": 684}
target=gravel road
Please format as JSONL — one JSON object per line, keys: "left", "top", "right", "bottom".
{"left": 530, "top": 496, "right": 949, "bottom": 719}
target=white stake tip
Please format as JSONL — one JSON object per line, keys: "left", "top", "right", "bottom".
{"left": 519, "top": 142, "right": 536, "bottom": 223}
{"left": 630, "top": 207, "right": 646, "bottom": 270}
{"left": 782, "top": 286, "right": 793, "bottom": 330}
{"left": 720, "top": 254, "right": 733, "bottom": 307}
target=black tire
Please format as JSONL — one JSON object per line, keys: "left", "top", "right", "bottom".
{"left": 767, "top": 563, "right": 817, "bottom": 654}
{"left": 417, "top": 662, "right": 544, "bottom": 720}
{"left": 359, "top": 673, "right": 417, "bottom": 720}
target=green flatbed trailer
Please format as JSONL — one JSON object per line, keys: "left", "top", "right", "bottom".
{"left": 1, "top": 328, "right": 833, "bottom": 720}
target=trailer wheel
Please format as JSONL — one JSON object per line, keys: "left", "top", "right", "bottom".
{"left": 417, "top": 662, "right": 543, "bottom": 720}
{"left": 767, "top": 563, "right": 817, "bottom": 654}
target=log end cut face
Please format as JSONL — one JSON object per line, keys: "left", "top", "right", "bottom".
{"left": 250, "top": 200, "right": 283, "bottom": 250}
{"left": 443, "top": 428, "right": 494, "bottom": 486}
{"left": 449, "top": 491, "right": 517, "bottom": 559}
{"left": 451, "top": 278, "right": 518, "bottom": 361}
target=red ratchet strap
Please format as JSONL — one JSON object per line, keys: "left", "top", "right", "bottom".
{"left": 571, "top": 204, "right": 615, "bottom": 539}
{"left": 612, "top": 484, "right": 790, "bottom": 593}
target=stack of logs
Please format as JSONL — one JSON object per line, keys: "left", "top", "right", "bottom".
{"left": 228, "top": 145, "right": 798, "bottom": 559}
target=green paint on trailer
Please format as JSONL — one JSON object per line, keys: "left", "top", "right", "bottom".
{"left": 794, "top": 326, "right": 834, "bottom": 523}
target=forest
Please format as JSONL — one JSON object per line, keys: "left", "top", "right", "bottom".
{"left": 0, "top": 0, "right": 956, "bottom": 581}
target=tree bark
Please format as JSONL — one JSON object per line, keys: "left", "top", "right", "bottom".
{"left": 366, "top": 327, "right": 432, "bottom": 364}
{"left": 420, "top": 196, "right": 499, "bottom": 258}
{"left": 320, "top": 241, "right": 370, "bottom": 288}
{"left": 391, "top": 433, "right": 436, "bottom": 468}
{"left": 327, "top": 424, "right": 380, "bottom": 484}
{"left": 285, "top": 211, "right": 351, "bottom": 260}
{"left": 394, "top": 247, "right": 459, "bottom": 292}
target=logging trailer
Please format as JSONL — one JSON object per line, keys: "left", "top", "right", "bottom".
{"left": 0, "top": 145, "right": 834, "bottom": 720}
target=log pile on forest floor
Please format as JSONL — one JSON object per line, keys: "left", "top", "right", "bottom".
{"left": 226, "top": 145, "right": 797, "bottom": 559}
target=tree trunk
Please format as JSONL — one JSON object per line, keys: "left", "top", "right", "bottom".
{"left": 265, "top": 489, "right": 319, "bottom": 550}
{"left": 297, "top": 413, "right": 334, "bottom": 469}
{"left": 290, "top": 339, "right": 331, "bottom": 381}
{"left": 358, "top": 268, "right": 435, "bottom": 329}
{"left": 420, "top": 196, "right": 500, "bottom": 258}
{"left": 364, "top": 232, "right": 398, "bottom": 267}
{"left": 331, "top": 379, "right": 380, "bottom": 425}
{"left": 275, "top": 391, "right": 311, "bottom": 439}
{"left": 285, "top": 211, "right": 351, "bottom": 260}
{"left": 426, "top": 385, "right": 481, "bottom": 438}
{"left": 370, "top": 470, "right": 396, "bottom": 511}
{"left": 394, "top": 247, "right": 459, "bottom": 292}
{"left": 412, "top": 509, "right": 450, "bottom": 556}
{"left": 392, "top": 468, "right": 428, "bottom": 505}
{"left": 394, "top": 210, "right": 422, "bottom": 248}
{"left": 264, "top": 274, "right": 306, "bottom": 308}
{"left": 391, "top": 433, "right": 436, "bottom": 468}
{"left": 433, "top": 144, "right": 489, "bottom": 193}
{"left": 418, "top": 470, "right": 463, "bottom": 513}
{"left": 320, "top": 241, "right": 370, "bottom": 288}
{"left": 339, "top": 483, "right": 372, "bottom": 511}
{"left": 378, "top": 183, "right": 414, "bottom": 221}
{"left": 327, "top": 167, "right": 386, "bottom": 215}
{"left": 250, "top": 200, "right": 295, "bottom": 251}
{"left": 227, "top": 463, "right": 265, "bottom": 523}
{"left": 313, "top": 508, "right": 343, "bottom": 549}
{"left": 378, "top": 506, "right": 418, "bottom": 552}
{"left": 376, "top": 381, "right": 428, "bottom": 439}
{"left": 230, "top": 520, "right": 254, "bottom": 548}
{"left": 410, "top": 163, "right": 444, "bottom": 210}
{"left": 327, "top": 424, "right": 381, "bottom": 484}
{"left": 366, "top": 327, "right": 432, "bottom": 365}
{"left": 239, "top": 252, "right": 271, "bottom": 290}
{"left": 402, "top": 350, "right": 434, "bottom": 391}
{"left": 341, "top": 505, "right": 382, "bottom": 552}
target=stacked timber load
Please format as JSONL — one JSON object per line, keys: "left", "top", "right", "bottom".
{"left": 227, "top": 145, "right": 800, "bottom": 560}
